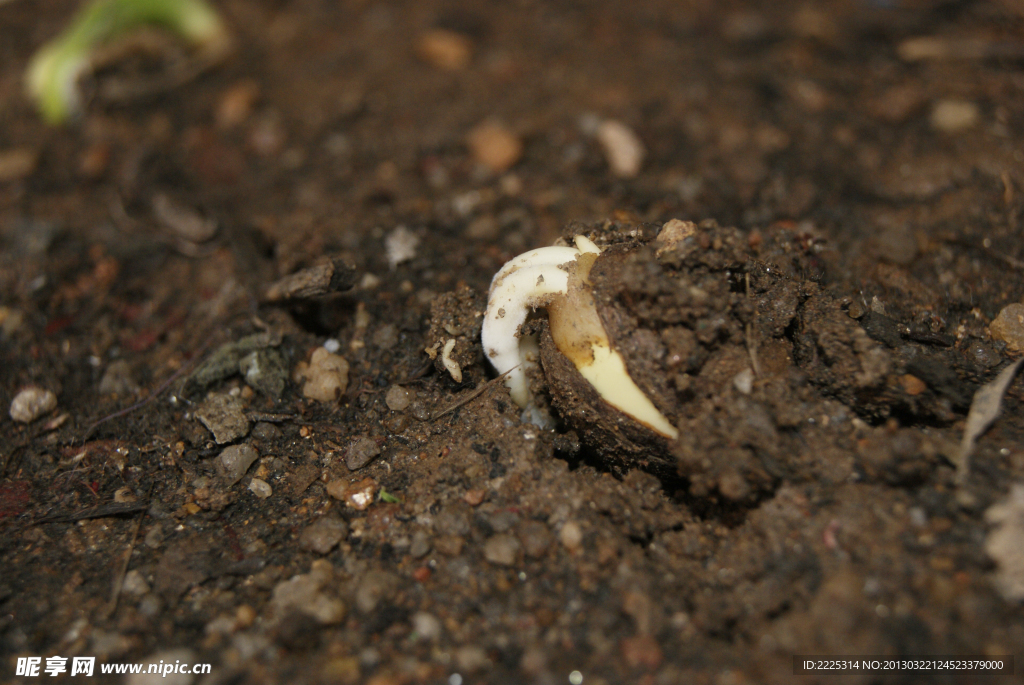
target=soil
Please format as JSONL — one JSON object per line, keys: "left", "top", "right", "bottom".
{"left": 2, "top": 1, "right": 1024, "bottom": 684}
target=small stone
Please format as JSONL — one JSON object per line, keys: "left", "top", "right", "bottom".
{"left": 411, "top": 611, "right": 442, "bottom": 641}
{"left": 248, "top": 478, "right": 272, "bottom": 498}
{"left": 345, "top": 436, "right": 381, "bottom": 471}
{"left": 416, "top": 29, "right": 473, "bottom": 70}
{"left": 122, "top": 570, "right": 150, "bottom": 597}
{"left": 144, "top": 524, "right": 164, "bottom": 549}
{"left": 409, "top": 530, "right": 431, "bottom": 559}
{"left": 433, "top": 534, "right": 465, "bottom": 556}
{"left": 733, "top": 368, "right": 754, "bottom": 395}
{"left": 595, "top": 119, "right": 645, "bottom": 178}
{"left": 99, "top": 359, "right": 139, "bottom": 396}
{"left": 9, "top": 387, "right": 57, "bottom": 423}
{"left": 195, "top": 392, "right": 250, "bottom": 444}
{"left": 126, "top": 648, "right": 197, "bottom": 685}
{"left": 385, "top": 385, "right": 412, "bottom": 411}
{"left": 559, "top": 521, "right": 583, "bottom": 551}
{"left": 930, "top": 99, "right": 979, "bottom": 133}
{"left": 385, "top": 225, "right": 420, "bottom": 269}
{"left": 463, "top": 488, "right": 486, "bottom": 506}
{"left": 217, "top": 444, "right": 259, "bottom": 485}
{"left": 483, "top": 533, "right": 521, "bottom": 566}
{"left": 251, "top": 422, "right": 282, "bottom": 441}
{"left": 467, "top": 120, "right": 522, "bottom": 174}
{"left": 239, "top": 348, "right": 288, "bottom": 398}
{"left": 270, "top": 561, "right": 346, "bottom": 625}
{"left": 299, "top": 516, "right": 349, "bottom": 555}
{"left": 655, "top": 219, "right": 697, "bottom": 256}
{"left": 990, "top": 303, "right": 1024, "bottom": 353}
{"left": 327, "top": 476, "right": 377, "bottom": 510}
{"left": 517, "top": 520, "right": 552, "bottom": 558}
{"left": 900, "top": 374, "right": 927, "bottom": 396}
{"left": 294, "top": 347, "right": 349, "bottom": 402}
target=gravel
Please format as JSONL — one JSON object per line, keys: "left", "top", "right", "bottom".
{"left": 9, "top": 386, "right": 57, "bottom": 423}
{"left": 298, "top": 516, "right": 349, "bottom": 555}
{"left": 345, "top": 436, "right": 381, "bottom": 471}
{"left": 216, "top": 444, "right": 259, "bottom": 485}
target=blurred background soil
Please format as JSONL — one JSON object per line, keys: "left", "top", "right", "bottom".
{"left": 2, "top": 0, "right": 1024, "bottom": 683}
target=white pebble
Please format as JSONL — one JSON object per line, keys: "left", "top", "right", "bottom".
{"left": 596, "top": 119, "right": 645, "bottom": 178}
{"left": 248, "top": 478, "right": 272, "bottom": 498}
{"left": 559, "top": 520, "right": 583, "bottom": 551}
{"left": 385, "top": 225, "right": 420, "bottom": 269}
{"left": 294, "top": 347, "right": 349, "bottom": 402}
{"left": 733, "top": 368, "right": 755, "bottom": 395}
{"left": 385, "top": 385, "right": 412, "bottom": 411}
{"left": 9, "top": 386, "right": 57, "bottom": 423}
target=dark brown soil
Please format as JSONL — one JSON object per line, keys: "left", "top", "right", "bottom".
{"left": 3, "top": 1, "right": 1024, "bottom": 684}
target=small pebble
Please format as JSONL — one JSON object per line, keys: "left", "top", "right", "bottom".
{"left": 195, "top": 392, "right": 250, "bottom": 444}
{"left": 345, "top": 436, "right": 381, "bottom": 471}
{"left": 248, "top": 478, "right": 272, "bottom": 498}
{"left": 433, "top": 534, "right": 465, "bottom": 556}
{"left": 270, "top": 561, "right": 346, "bottom": 624}
{"left": 989, "top": 303, "right": 1024, "bottom": 353}
{"left": 930, "top": 99, "right": 979, "bottom": 133}
{"left": 900, "top": 374, "right": 927, "bottom": 396}
{"left": 294, "top": 347, "right": 349, "bottom": 401}
{"left": 299, "top": 516, "right": 349, "bottom": 554}
{"left": 595, "top": 119, "right": 645, "bottom": 178}
{"left": 409, "top": 530, "right": 431, "bottom": 559}
{"left": 733, "top": 368, "right": 754, "bottom": 395}
{"left": 9, "top": 387, "right": 57, "bottom": 423}
{"left": 122, "top": 570, "right": 150, "bottom": 597}
{"left": 410, "top": 611, "right": 442, "bottom": 641}
{"left": 559, "top": 521, "right": 583, "bottom": 551}
{"left": 483, "top": 533, "right": 521, "bottom": 566}
{"left": 385, "top": 385, "right": 412, "bottom": 411}
{"left": 327, "top": 476, "right": 377, "bottom": 510}
{"left": 416, "top": 29, "right": 473, "bottom": 70}
{"left": 138, "top": 594, "right": 163, "bottom": 618}
{"left": 385, "top": 225, "right": 420, "bottom": 269}
{"left": 466, "top": 120, "right": 522, "bottom": 174}
{"left": 144, "top": 524, "right": 164, "bottom": 549}
{"left": 217, "top": 444, "right": 260, "bottom": 485}
{"left": 251, "top": 421, "right": 282, "bottom": 440}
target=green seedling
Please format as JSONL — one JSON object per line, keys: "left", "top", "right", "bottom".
{"left": 26, "top": 0, "right": 230, "bottom": 124}
{"left": 378, "top": 489, "right": 401, "bottom": 504}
